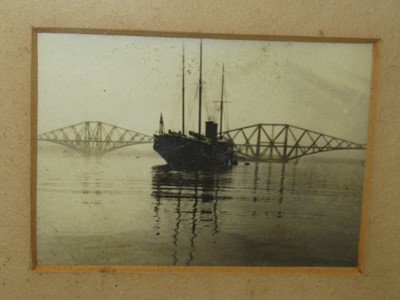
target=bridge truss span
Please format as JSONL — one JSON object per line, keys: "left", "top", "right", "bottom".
{"left": 37, "top": 121, "right": 153, "bottom": 156}
{"left": 222, "top": 124, "right": 365, "bottom": 162}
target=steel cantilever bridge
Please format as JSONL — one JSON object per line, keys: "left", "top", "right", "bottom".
{"left": 38, "top": 122, "right": 365, "bottom": 161}
{"left": 222, "top": 124, "right": 365, "bottom": 162}
{"left": 37, "top": 121, "right": 153, "bottom": 156}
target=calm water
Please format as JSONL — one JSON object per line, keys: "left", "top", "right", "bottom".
{"left": 36, "top": 144, "right": 364, "bottom": 267}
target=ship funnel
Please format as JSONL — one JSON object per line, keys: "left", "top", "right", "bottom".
{"left": 205, "top": 121, "right": 218, "bottom": 141}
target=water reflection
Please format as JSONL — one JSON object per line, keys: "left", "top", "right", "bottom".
{"left": 150, "top": 162, "right": 292, "bottom": 265}
{"left": 252, "top": 162, "right": 288, "bottom": 204}
{"left": 37, "top": 146, "right": 364, "bottom": 266}
{"left": 151, "top": 165, "right": 233, "bottom": 265}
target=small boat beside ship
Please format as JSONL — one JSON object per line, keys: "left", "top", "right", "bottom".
{"left": 153, "top": 41, "right": 237, "bottom": 170}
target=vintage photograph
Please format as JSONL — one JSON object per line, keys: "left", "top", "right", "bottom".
{"left": 34, "top": 32, "right": 373, "bottom": 267}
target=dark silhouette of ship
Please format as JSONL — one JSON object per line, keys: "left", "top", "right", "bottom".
{"left": 153, "top": 41, "right": 237, "bottom": 170}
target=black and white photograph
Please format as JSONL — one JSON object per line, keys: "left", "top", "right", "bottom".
{"left": 35, "top": 32, "right": 373, "bottom": 267}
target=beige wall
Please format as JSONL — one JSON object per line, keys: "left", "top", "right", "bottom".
{"left": 1, "top": 0, "right": 399, "bottom": 299}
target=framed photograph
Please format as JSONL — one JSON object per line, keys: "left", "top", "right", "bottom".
{"left": 32, "top": 29, "right": 375, "bottom": 270}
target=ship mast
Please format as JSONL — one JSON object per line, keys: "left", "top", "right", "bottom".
{"left": 182, "top": 45, "right": 185, "bottom": 135}
{"left": 198, "top": 39, "right": 203, "bottom": 134}
{"left": 219, "top": 64, "right": 225, "bottom": 137}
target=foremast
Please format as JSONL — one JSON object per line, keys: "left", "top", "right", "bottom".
{"left": 198, "top": 39, "right": 203, "bottom": 135}
{"left": 182, "top": 44, "right": 185, "bottom": 135}
{"left": 219, "top": 64, "right": 225, "bottom": 138}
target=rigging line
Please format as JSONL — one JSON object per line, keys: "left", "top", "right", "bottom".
{"left": 224, "top": 103, "right": 230, "bottom": 131}
{"left": 187, "top": 85, "right": 199, "bottom": 132}
{"left": 204, "top": 85, "right": 212, "bottom": 121}
{"left": 169, "top": 95, "right": 181, "bottom": 131}
{"left": 213, "top": 102, "right": 219, "bottom": 123}
{"left": 168, "top": 60, "right": 184, "bottom": 131}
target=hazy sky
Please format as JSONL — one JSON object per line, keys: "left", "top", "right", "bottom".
{"left": 38, "top": 33, "right": 373, "bottom": 142}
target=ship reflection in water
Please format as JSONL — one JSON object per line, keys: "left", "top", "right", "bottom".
{"left": 149, "top": 157, "right": 362, "bottom": 267}
{"left": 151, "top": 165, "right": 233, "bottom": 265}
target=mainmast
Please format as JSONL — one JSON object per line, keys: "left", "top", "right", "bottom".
{"left": 182, "top": 45, "right": 185, "bottom": 135}
{"left": 219, "top": 64, "right": 225, "bottom": 137}
{"left": 198, "top": 39, "right": 203, "bottom": 134}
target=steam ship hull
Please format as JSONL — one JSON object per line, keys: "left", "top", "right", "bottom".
{"left": 153, "top": 134, "right": 235, "bottom": 170}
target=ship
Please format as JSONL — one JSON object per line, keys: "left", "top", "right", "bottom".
{"left": 153, "top": 41, "right": 237, "bottom": 170}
